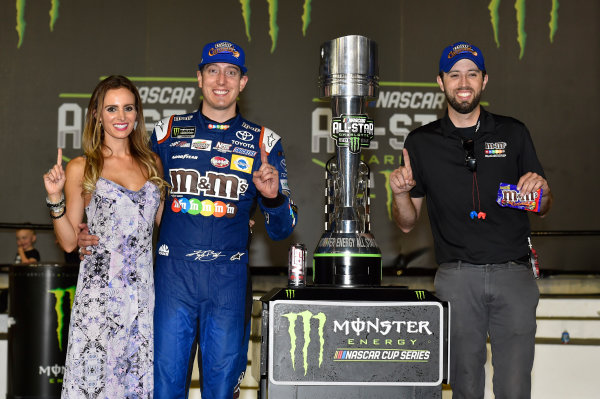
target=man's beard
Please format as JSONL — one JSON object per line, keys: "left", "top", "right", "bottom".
{"left": 446, "top": 90, "right": 482, "bottom": 114}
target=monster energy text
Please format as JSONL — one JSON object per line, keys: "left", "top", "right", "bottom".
{"left": 333, "top": 317, "right": 433, "bottom": 336}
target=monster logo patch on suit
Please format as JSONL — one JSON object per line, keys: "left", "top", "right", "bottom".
{"left": 172, "top": 126, "right": 196, "bottom": 138}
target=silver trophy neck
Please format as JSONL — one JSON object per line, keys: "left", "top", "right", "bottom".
{"left": 318, "top": 35, "right": 379, "bottom": 98}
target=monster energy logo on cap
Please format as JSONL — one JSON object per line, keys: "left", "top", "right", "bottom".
{"left": 283, "top": 310, "right": 327, "bottom": 375}
{"left": 331, "top": 114, "right": 374, "bottom": 154}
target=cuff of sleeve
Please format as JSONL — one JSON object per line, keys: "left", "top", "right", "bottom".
{"left": 261, "top": 192, "right": 286, "bottom": 208}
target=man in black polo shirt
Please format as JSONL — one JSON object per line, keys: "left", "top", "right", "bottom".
{"left": 390, "top": 41, "right": 552, "bottom": 398}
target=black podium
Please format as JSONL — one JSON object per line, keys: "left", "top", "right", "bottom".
{"left": 7, "top": 264, "right": 78, "bottom": 399}
{"left": 258, "top": 287, "right": 449, "bottom": 399}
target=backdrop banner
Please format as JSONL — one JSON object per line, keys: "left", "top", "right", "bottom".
{"left": 1, "top": 1, "right": 598, "bottom": 272}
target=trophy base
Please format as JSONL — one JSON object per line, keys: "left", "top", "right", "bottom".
{"left": 313, "top": 252, "right": 381, "bottom": 286}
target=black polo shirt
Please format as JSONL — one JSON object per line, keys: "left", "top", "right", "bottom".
{"left": 404, "top": 107, "right": 545, "bottom": 265}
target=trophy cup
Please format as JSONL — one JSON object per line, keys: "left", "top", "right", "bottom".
{"left": 313, "top": 35, "right": 381, "bottom": 286}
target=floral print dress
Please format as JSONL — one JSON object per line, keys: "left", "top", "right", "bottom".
{"left": 61, "top": 178, "right": 159, "bottom": 398}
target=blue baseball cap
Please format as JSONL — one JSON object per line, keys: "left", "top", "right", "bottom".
{"left": 198, "top": 40, "right": 247, "bottom": 74}
{"left": 439, "top": 41, "right": 486, "bottom": 73}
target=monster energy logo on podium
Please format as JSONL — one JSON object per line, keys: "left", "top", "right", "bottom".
{"left": 331, "top": 115, "right": 374, "bottom": 154}
{"left": 270, "top": 300, "right": 445, "bottom": 385}
{"left": 283, "top": 310, "right": 327, "bottom": 375}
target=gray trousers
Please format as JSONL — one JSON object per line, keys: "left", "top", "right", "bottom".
{"left": 434, "top": 261, "right": 539, "bottom": 399}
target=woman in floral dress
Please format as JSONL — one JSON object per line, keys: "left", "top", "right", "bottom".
{"left": 43, "top": 75, "right": 167, "bottom": 398}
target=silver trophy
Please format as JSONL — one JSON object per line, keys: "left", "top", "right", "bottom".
{"left": 313, "top": 35, "right": 381, "bottom": 286}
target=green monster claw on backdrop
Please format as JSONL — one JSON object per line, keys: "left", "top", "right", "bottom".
{"left": 15, "top": 0, "right": 558, "bottom": 58}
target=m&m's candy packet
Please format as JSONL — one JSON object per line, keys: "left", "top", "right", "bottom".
{"left": 496, "top": 183, "right": 543, "bottom": 212}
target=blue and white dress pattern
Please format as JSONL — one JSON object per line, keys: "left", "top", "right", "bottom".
{"left": 61, "top": 178, "right": 159, "bottom": 398}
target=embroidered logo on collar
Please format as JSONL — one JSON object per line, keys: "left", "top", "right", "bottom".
{"left": 208, "top": 123, "right": 229, "bottom": 130}
{"left": 484, "top": 141, "right": 507, "bottom": 158}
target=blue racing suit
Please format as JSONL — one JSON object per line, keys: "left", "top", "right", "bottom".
{"left": 151, "top": 110, "right": 297, "bottom": 398}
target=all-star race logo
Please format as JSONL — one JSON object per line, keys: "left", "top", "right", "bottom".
{"left": 311, "top": 84, "right": 445, "bottom": 222}
{"left": 331, "top": 114, "right": 375, "bottom": 154}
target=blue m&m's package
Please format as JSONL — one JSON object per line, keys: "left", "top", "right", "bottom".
{"left": 497, "top": 183, "right": 542, "bottom": 212}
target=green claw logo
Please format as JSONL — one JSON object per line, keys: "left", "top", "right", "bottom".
{"left": 15, "top": 0, "right": 558, "bottom": 59}
{"left": 415, "top": 290, "right": 425, "bottom": 300}
{"left": 488, "top": 0, "right": 560, "bottom": 59}
{"left": 286, "top": 289, "right": 296, "bottom": 299}
{"left": 48, "top": 285, "right": 76, "bottom": 351}
{"left": 283, "top": 310, "right": 326, "bottom": 375}
{"left": 15, "top": 0, "right": 60, "bottom": 48}
{"left": 240, "top": 0, "right": 313, "bottom": 53}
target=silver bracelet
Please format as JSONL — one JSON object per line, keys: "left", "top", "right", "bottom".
{"left": 46, "top": 193, "right": 65, "bottom": 208}
{"left": 49, "top": 204, "right": 66, "bottom": 214}
{"left": 50, "top": 206, "right": 66, "bottom": 220}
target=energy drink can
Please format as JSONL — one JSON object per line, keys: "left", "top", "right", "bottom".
{"left": 288, "top": 243, "right": 307, "bottom": 288}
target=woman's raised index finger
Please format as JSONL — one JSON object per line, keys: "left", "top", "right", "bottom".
{"left": 57, "top": 148, "right": 63, "bottom": 165}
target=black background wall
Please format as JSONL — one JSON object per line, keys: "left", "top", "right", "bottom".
{"left": 1, "top": 0, "right": 598, "bottom": 272}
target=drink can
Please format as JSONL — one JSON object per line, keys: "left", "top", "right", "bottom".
{"left": 561, "top": 330, "right": 570, "bottom": 344}
{"left": 288, "top": 243, "right": 307, "bottom": 288}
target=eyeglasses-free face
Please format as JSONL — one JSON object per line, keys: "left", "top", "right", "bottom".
{"left": 462, "top": 139, "right": 477, "bottom": 172}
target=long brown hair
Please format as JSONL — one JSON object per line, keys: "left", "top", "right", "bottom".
{"left": 82, "top": 75, "right": 167, "bottom": 197}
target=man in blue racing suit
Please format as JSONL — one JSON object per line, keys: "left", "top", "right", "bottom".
{"left": 152, "top": 40, "right": 297, "bottom": 398}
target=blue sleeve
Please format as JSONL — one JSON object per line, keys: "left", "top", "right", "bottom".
{"left": 258, "top": 139, "right": 298, "bottom": 241}
{"left": 150, "top": 116, "right": 173, "bottom": 175}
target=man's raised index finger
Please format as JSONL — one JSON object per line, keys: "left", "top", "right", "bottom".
{"left": 402, "top": 148, "right": 412, "bottom": 170}
{"left": 57, "top": 148, "right": 63, "bottom": 166}
{"left": 260, "top": 144, "right": 268, "bottom": 164}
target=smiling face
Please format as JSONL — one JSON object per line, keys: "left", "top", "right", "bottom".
{"left": 197, "top": 63, "right": 248, "bottom": 121}
{"left": 16, "top": 229, "right": 36, "bottom": 250}
{"left": 99, "top": 87, "right": 137, "bottom": 141}
{"left": 437, "top": 58, "right": 488, "bottom": 115}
